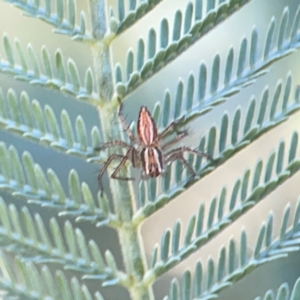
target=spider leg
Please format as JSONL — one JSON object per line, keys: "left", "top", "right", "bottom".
{"left": 97, "top": 150, "right": 135, "bottom": 195}
{"left": 111, "top": 153, "right": 135, "bottom": 181}
{"left": 118, "top": 98, "right": 137, "bottom": 143}
{"left": 166, "top": 146, "right": 213, "bottom": 161}
{"left": 165, "top": 146, "right": 212, "bottom": 188}
{"left": 165, "top": 152, "right": 196, "bottom": 186}
{"left": 98, "top": 154, "right": 124, "bottom": 195}
{"left": 162, "top": 130, "right": 188, "bottom": 150}
{"left": 94, "top": 140, "right": 132, "bottom": 152}
{"left": 158, "top": 116, "right": 185, "bottom": 139}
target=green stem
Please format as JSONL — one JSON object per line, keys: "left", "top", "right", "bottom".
{"left": 118, "top": 224, "right": 154, "bottom": 300}
{"left": 89, "top": 0, "right": 114, "bottom": 101}
{"left": 88, "top": 1, "right": 154, "bottom": 299}
{"left": 99, "top": 106, "right": 154, "bottom": 300}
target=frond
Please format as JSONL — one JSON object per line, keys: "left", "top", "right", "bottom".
{"left": 115, "top": 0, "right": 251, "bottom": 37}
{"left": 1, "top": 0, "right": 300, "bottom": 298}
{"left": 0, "top": 35, "right": 98, "bottom": 103}
{"left": 0, "top": 142, "right": 118, "bottom": 226}
{"left": 111, "top": 0, "right": 163, "bottom": 34}
{"left": 115, "top": 3, "right": 300, "bottom": 97}
{"left": 133, "top": 73, "right": 300, "bottom": 221}
{"left": 0, "top": 197, "right": 118, "bottom": 282}
{"left": 254, "top": 277, "right": 300, "bottom": 300}
{"left": 147, "top": 128, "right": 300, "bottom": 278}
{"left": 0, "top": 87, "right": 102, "bottom": 158}
{"left": 3, "top": 0, "right": 92, "bottom": 41}
{"left": 147, "top": 6, "right": 300, "bottom": 132}
{"left": 0, "top": 251, "right": 104, "bottom": 299}
{"left": 162, "top": 198, "right": 300, "bottom": 299}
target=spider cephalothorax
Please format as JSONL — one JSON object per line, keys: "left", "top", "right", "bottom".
{"left": 95, "top": 100, "right": 211, "bottom": 194}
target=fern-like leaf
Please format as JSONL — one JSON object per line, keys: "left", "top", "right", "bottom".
{"left": 0, "top": 197, "right": 119, "bottom": 283}
{"left": 3, "top": 0, "right": 92, "bottom": 41}
{"left": 0, "top": 35, "right": 98, "bottom": 102}
{"left": 115, "top": 3, "right": 300, "bottom": 97}
{"left": 0, "top": 252, "right": 105, "bottom": 299}
{"left": 0, "top": 142, "right": 119, "bottom": 226}
{"left": 0, "top": 87, "right": 102, "bottom": 158}
{"left": 254, "top": 277, "right": 300, "bottom": 300}
{"left": 148, "top": 129, "right": 300, "bottom": 278}
{"left": 125, "top": 5, "right": 300, "bottom": 131}
{"left": 133, "top": 74, "right": 300, "bottom": 221}
{"left": 110, "top": 0, "right": 164, "bottom": 34}
{"left": 163, "top": 197, "right": 300, "bottom": 299}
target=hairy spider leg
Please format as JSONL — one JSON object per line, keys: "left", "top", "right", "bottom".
{"left": 94, "top": 140, "right": 132, "bottom": 152}
{"left": 157, "top": 115, "right": 186, "bottom": 140}
{"left": 165, "top": 146, "right": 212, "bottom": 187}
{"left": 118, "top": 99, "right": 138, "bottom": 143}
{"left": 97, "top": 148, "right": 135, "bottom": 195}
{"left": 162, "top": 130, "right": 188, "bottom": 150}
{"left": 166, "top": 146, "right": 212, "bottom": 161}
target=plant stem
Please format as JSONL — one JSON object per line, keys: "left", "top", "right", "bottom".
{"left": 89, "top": 1, "right": 154, "bottom": 298}
{"left": 99, "top": 105, "right": 154, "bottom": 300}
{"left": 89, "top": 0, "right": 114, "bottom": 101}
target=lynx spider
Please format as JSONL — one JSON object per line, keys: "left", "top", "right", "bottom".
{"left": 95, "top": 100, "right": 212, "bottom": 194}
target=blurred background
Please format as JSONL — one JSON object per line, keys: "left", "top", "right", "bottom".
{"left": 1, "top": 0, "right": 300, "bottom": 299}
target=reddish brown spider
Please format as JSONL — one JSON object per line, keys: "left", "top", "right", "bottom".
{"left": 95, "top": 100, "right": 212, "bottom": 194}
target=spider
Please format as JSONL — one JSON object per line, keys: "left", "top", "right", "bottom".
{"left": 95, "top": 100, "right": 212, "bottom": 194}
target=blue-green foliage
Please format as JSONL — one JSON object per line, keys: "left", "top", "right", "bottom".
{"left": 0, "top": 0, "right": 300, "bottom": 299}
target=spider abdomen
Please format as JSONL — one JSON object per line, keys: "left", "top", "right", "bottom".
{"left": 141, "top": 147, "right": 164, "bottom": 177}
